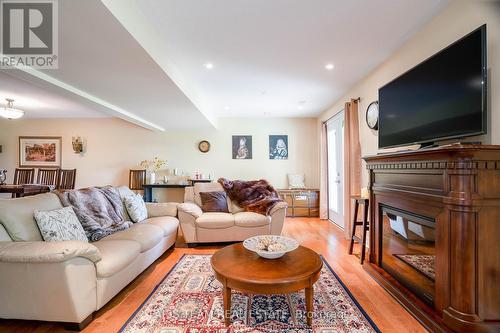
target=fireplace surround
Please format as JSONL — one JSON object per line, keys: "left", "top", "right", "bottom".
{"left": 364, "top": 144, "right": 500, "bottom": 333}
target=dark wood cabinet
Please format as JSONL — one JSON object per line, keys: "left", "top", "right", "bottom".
{"left": 364, "top": 144, "right": 500, "bottom": 333}
{"left": 278, "top": 189, "right": 319, "bottom": 217}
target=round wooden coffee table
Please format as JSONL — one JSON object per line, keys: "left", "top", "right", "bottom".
{"left": 211, "top": 243, "right": 323, "bottom": 326}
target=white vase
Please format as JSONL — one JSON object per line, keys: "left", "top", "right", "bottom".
{"left": 150, "top": 172, "right": 156, "bottom": 184}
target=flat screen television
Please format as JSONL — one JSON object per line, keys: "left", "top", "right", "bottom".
{"left": 378, "top": 25, "right": 487, "bottom": 149}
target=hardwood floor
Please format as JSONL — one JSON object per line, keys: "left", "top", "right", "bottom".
{"left": 0, "top": 218, "right": 428, "bottom": 333}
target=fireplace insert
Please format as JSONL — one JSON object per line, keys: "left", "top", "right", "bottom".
{"left": 380, "top": 206, "right": 436, "bottom": 305}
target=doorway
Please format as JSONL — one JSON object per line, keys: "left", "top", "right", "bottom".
{"left": 327, "top": 110, "right": 344, "bottom": 228}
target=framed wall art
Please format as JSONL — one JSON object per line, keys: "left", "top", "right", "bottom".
{"left": 232, "top": 135, "right": 252, "bottom": 159}
{"left": 269, "top": 135, "right": 288, "bottom": 160}
{"left": 19, "top": 136, "right": 62, "bottom": 168}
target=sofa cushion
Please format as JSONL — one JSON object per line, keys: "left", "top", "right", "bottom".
{"left": 0, "top": 193, "right": 63, "bottom": 241}
{"left": 115, "top": 186, "right": 135, "bottom": 221}
{"left": 34, "top": 207, "right": 88, "bottom": 242}
{"left": 145, "top": 202, "right": 178, "bottom": 218}
{"left": 196, "top": 213, "right": 234, "bottom": 229}
{"left": 0, "top": 224, "right": 12, "bottom": 241}
{"left": 101, "top": 223, "right": 163, "bottom": 252}
{"left": 234, "top": 212, "right": 271, "bottom": 227}
{"left": 200, "top": 191, "right": 229, "bottom": 213}
{"left": 229, "top": 201, "right": 245, "bottom": 214}
{"left": 93, "top": 240, "right": 140, "bottom": 278}
{"left": 193, "top": 183, "right": 224, "bottom": 206}
{"left": 124, "top": 194, "right": 148, "bottom": 222}
{"left": 139, "top": 216, "right": 179, "bottom": 237}
{"left": 288, "top": 173, "right": 306, "bottom": 189}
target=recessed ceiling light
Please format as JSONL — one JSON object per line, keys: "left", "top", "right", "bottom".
{"left": 204, "top": 62, "right": 214, "bottom": 69}
{"left": 297, "top": 105, "right": 303, "bottom": 110}
{"left": 224, "top": 106, "right": 230, "bottom": 110}
{"left": 297, "top": 100, "right": 306, "bottom": 109}
{"left": 325, "top": 63, "right": 335, "bottom": 70}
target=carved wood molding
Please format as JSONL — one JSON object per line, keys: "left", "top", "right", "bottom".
{"left": 367, "top": 160, "right": 500, "bottom": 170}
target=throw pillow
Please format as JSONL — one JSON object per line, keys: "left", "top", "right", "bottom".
{"left": 288, "top": 174, "right": 306, "bottom": 189}
{"left": 200, "top": 191, "right": 229, "bottom": 213}
{"left": 124, "top": 194, "right": 148, "bottom": 222}
{"left": 34, "top": 206, "right": 88, "bottom": 242}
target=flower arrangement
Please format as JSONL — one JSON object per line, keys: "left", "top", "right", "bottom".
{"left": 140, "top": 156, "right": 166, "bottom": 172}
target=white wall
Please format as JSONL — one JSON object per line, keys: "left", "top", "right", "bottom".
{"left": 319, "top": 0, "right": 500, "bottom": 187}
{"left": 0, "top": 117, "right": 319, "bottom": 199}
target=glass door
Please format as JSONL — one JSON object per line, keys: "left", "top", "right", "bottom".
{"left": 327, "top": 110, "right": 344, "bottom": 228}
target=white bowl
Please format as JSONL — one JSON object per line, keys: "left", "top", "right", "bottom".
{"left": 243, "top": 235, "right": 299, "bottom": 259}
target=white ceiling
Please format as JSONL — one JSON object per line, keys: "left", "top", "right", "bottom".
{"left": 103, "top": 0, "right": 449, "bottom": 118}
{"left": 1, "top": 0, "right": 449, "bottom": 128}
{"left": 0, "top": 71, "right": 108, "bottom": 118}
{"left": 1, "top": 0, "right": 212, "bottom": 130}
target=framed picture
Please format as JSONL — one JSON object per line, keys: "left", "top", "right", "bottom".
{"left": 269, "top": 135, "right": 288, "bottom": 160}
{"left": 232, "top": 135, "right": 252, "bottom": 159}
{"left": 19, "top": 136, "right": 62, "bottom": 168}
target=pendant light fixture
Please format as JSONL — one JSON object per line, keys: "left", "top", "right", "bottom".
{"left": 0, "top": 98, "right": 24, "bottom": 119}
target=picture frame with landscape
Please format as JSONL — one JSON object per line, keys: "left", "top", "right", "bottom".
{"left": 19, "top": 136, "right": 62, "bottom": 168}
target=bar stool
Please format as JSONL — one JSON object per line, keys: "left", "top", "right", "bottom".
{"left": 348, "top": 195, "right": 369, "bottom": 264}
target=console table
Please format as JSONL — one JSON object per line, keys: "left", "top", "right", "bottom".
{"left": 364, "top": 144, "right": 500, "bottom": 333}
{"left": 188, "top": 179, "right": 212, "bottom": 185}
{"left": 142, "top": 184, "right": 188, "bottom": 202}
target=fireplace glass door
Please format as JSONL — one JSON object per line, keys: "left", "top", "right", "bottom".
{"left": 380, "top": 206, "right": 436, "bottom": 305}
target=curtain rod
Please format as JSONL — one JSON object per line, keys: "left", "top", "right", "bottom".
{"left": 321, "top": 97, "right": 361, "bottom": 124}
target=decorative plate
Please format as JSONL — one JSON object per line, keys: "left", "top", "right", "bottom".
{"left": 243, "top": 235, "right": 299, "bottom": 259}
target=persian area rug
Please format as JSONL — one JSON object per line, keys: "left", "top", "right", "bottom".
{"left": 120, "top": 254, "right": 380, "bottom": 333}
{"left": 394, "top": 254, "right": 435, "bottom": 281}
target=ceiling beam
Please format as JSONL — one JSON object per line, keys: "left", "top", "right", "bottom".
{"left": 0, "top": 60, "right": 165, "bottom": 131}
{"left": 101, "top": 0, "right": 218, "bottom": 128}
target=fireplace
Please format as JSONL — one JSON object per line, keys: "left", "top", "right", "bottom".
{"left": 380, "top": 206, "right": 435, "bottom": 305}
{"left": 364, "top": 145, "right": 500, "bottom": 333}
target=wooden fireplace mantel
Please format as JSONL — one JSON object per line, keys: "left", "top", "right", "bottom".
{"left": 364, "top": 144, "right": 500, "bottom": 333}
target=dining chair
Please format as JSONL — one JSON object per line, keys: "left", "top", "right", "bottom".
{"left": 37, "top": 168, "right": 60, "bottom": 187}
{"left": 58, "top": 169, "right": 76, "bottom": 190}
{"left": 13, "top": 168, "right": 35, "bottom": 198}
{"left": 129, "top": 169, "right": 146, "bottom": 192}
{"left": 13, "top": 168, "right": 35, "bottom": 185}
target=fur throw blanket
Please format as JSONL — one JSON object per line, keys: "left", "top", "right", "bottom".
{"left": 218, "top": 178, "right": 283, "bottom": 215}
{"left": 55, "top": 186, "right": 132, "bottom": 242}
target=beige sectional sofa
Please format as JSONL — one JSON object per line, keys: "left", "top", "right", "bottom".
{"left": 178, "top": 183, "right": 287, "bottom": 244}
{"left": 0, "top": 186, "right": 179, "bottom": 329}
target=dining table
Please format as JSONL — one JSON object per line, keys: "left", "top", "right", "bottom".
{"left": 0, "top": 184, "right": 53, "bottom": 198}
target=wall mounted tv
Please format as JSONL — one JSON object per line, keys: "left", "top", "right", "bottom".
{"left": 378, "top": 25, "right": 487, "bottom": 149}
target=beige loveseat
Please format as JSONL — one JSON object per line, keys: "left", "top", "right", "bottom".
{"left": 0, "top": 186, "right": 178, "bottom": 329}
{"left": 178, "top": 183, "right": 287, "bottom": 245}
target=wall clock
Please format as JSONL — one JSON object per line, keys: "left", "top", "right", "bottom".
{"left": 366, "top": 101, "right": 379, "bottom": 130}
{"left": 198, "top": 140, "right": 211, "bottom": 153}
